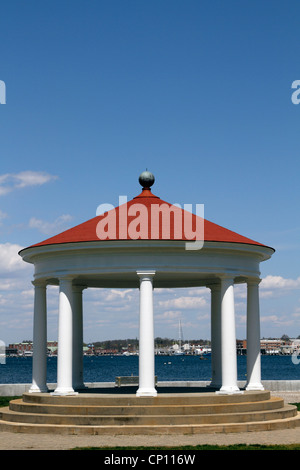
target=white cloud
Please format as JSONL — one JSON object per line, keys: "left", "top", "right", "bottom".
{"left": 155, "top": 310, "right": 182, "bottom": 320}
{"left": 260, "top": 314, "right": 297, "bottom": 329}
{"left": 158, "top": 296, "right": 207, "bottom": 309}
{"left": 0, "top": 171, "right": 57, "bottom": 196}
{"left": 196, "top": 312, "right": 210, "bottom": 321}
{"left": 0, "top": 210, "right": 7, "bottom": 224}
{"left": 292, "top": 312, "right": 300, "bottom": 324}
{"left": 105, "top": 289, "right": 133, "bottom": 301}
{"left": 231, "top": 276, "right": 300, "bottom": 301}
{"left": 29, "top": 214, "right": 73, "bottom": 235}
{"left": 21, "top": 289, "right": 34, "bottom": 298}
{"left": 259, "top": 275, "right": 300, "bottom": 299}
{"left": 233, "top": 284, "right": 247, "bottom": 299}
{"left": 261, "top": 315, "right": 281, "bottom": 324}
{"left": 260, "top": 275, "right": 300, "bottom": 290}
{"left": 0, "top": 243, "right": 31, "bottom": 274}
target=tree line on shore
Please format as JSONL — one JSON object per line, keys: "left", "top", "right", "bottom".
{"left": 89, "top": 337, "right": 211, "bottom": 352}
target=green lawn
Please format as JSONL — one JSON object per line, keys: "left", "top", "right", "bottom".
{"left": 73, "top": 443, "right": 300, "bottom": 450}
{"left": 0, "top": 396, "right": 21, "bottom": 407}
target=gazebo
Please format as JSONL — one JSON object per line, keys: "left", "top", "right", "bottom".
{"left": 19, "top": 171, "right": 274, "bottom": 397}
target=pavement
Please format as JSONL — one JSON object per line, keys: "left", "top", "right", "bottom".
{"left": 0, "top": 392, "right": 299, "bottom": 450}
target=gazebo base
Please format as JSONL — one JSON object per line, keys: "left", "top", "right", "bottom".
{"left": 1, "top": 388, "right": 299, "bottom": 435}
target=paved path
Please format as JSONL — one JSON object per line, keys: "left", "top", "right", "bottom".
{"left": 1, "top": 427, "right": 300, "bottom": 450}
{"left": 0, "top": 392, "right": 299, "bottom": 450}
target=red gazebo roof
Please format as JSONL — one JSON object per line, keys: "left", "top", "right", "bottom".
{"left": 27, "top": 173, "right": 270, "bottom": 250}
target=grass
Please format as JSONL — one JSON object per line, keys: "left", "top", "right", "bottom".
{"left": 1, "top": 397, "right": 300, "bottom": 450}
{"left": 291, "top": 403, "right": 300, "bottom": 411}
{"left": 0, "top": 396, "right": 21, "bottom": 407}
{"left": 73, "top": 443, "right": 300, "bottom": 450}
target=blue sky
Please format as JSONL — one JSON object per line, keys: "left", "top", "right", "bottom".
{"left": 0, "top": 0, "right": 300, "bottom": 344}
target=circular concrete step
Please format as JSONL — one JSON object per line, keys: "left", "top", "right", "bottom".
{"left": 0, "top": 390, "right": 299, "bottom": 435}
{"left": 8, "top": 396, "right": 285, "bottom": 416}
{"left": 22, "top": 389, "right": 272, "bottom": 406}
{"left": 0, "top": 404, "right": 297, "bottom": 425}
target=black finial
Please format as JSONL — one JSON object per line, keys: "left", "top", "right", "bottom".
{"left": 138, "top": 170, "right": 155, "bottom": 189}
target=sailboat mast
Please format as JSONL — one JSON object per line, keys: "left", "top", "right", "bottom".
{"left": 179, "top": 319, "right": 183, "bottom": 350}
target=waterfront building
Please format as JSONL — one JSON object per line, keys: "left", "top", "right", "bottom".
{"left": 8, "top": 341, "right": 33, "bottom": 356}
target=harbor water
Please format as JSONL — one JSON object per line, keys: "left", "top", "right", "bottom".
{"left": 0, "top": 354, "right": 300, "bottom": 384}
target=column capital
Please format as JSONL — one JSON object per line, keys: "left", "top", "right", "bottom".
{"left": 58, "top": 275, "right": 75, "bottom": 288}
{"left": 31, "top": 279, "right": 47, "bottom": 288}
{"left": 247, "top": 277, "right": 261, "bottom": 286}
{"left": 59, "top": 274, "right": 75, "bottom": 281}
{"left": 136, "top": 270, "right": 156, "bottom": 280}
{"left": 206, "top": 282, "right": 221, "bottom": 291}
{"left": 218, "top": 273, "right": 235, "bottom": 281}
{"left": 218, "top": 274, "right": 236, "bottom": 288}
{"left": 72, "top": 285, "right": 87, "bottom": 293}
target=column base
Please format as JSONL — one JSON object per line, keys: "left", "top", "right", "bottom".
{"left": 136, "top": 388, "right": 157, "bottom": 397}
{"left": 246, "top": 382, "right": 264, "bottom": 391}
{"left": 29, "top": 385, "right": 48, "bottom": 393}
{"left": 216, "top": 385, "right": 243, "bottom": 395}
{"left": 51, "top": 388, "right": 78, "bottom": 396}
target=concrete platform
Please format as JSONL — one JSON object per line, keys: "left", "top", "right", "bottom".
{"left": 2, "top": 380, "right": 300, "bottom": 396}
{"left": 0, "top": 387, "right": 300, "bottom": 435}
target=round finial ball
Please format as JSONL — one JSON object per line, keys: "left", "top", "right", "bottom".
{"left": 139, "top": 170, "right": 155, "bottom": 188}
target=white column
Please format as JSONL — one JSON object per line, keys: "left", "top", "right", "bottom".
{"left": 72, "top": 285, "right": 86, "bottom": 390}
{"left": 246, "top": 279, "right": 264, "bottom": 390}
{"left": 136, "top": 270, "right": 157, "bottom": 397}
{"left": 217, "top": 275, "right": 241, "bottom": 394}
{"left": 29, "top": 281, "right": 48, "bottom": 393}
{"left": 208, "top": 283, "right": 222, "bottom": 388}
{"left": 52, "top": 276, "right": 77, "bottom": 396}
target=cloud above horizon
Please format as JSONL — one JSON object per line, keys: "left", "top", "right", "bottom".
{"left": 260, "top": 275, "right": 300, "bottom": 290}
{"left": 0, "top": 171, "right": 57, "bottom": 196}
{"left": 29, "top": 214, "right": 73, "bottom": 236}
{"left": 0, "top": 243, "right": 31, "bottom": 274}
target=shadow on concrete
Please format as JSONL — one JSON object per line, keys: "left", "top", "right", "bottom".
{"left": 75, "top": 385, "right": 221, "bottom": 395}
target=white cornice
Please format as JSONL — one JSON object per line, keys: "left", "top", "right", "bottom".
{"left": 19, "top": 239, "right": 274, "bottom": 264}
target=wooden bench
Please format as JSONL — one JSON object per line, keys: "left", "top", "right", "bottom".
{"left": 115, "top": 376, "right": 157, "bottom": 387}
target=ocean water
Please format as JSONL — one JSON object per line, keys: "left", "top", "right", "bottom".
{"left": 0, "top": 354, "right": 300, "bottom": 384}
